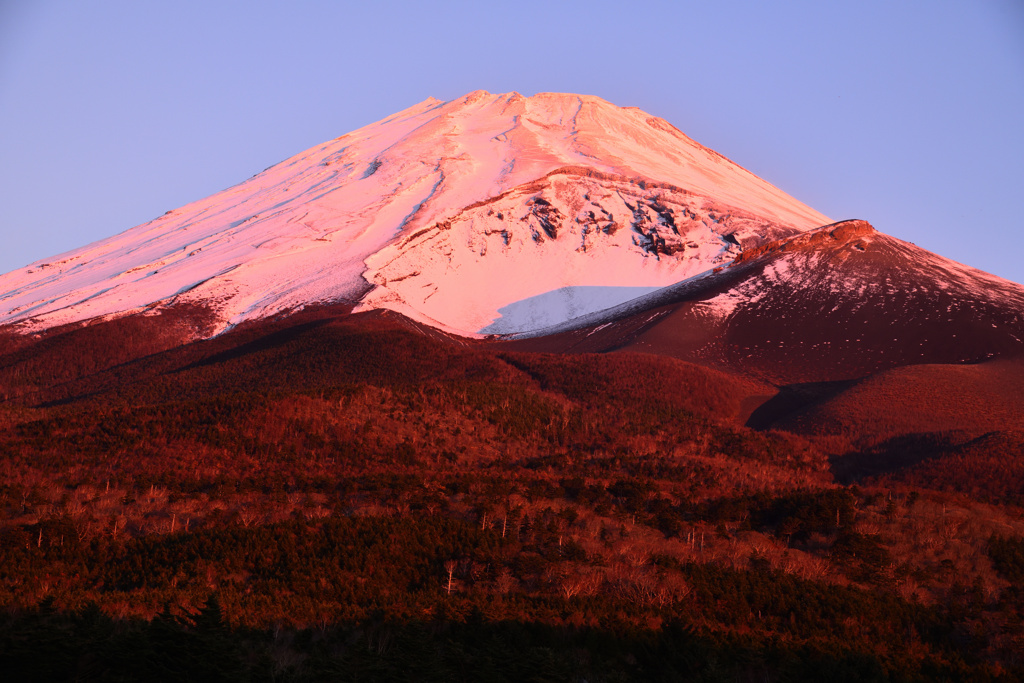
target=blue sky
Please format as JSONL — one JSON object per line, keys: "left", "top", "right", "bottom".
{"left": 2, "top": 1, "right": 1022, "bottom": 283}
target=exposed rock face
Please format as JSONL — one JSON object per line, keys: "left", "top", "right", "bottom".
{"left": 733, "top": 220, "right": 875, "bottom": 265}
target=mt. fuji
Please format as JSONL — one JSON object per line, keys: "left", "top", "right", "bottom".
{"left": 0, "top": 91, "right": 829, "bottom": 338}
{"left": 5, "top": 92, "right": 1024, "bottom": 677}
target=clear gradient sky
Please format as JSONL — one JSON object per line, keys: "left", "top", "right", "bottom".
{"left": 2, "top": 1, "right": 1022, "bottom": 283}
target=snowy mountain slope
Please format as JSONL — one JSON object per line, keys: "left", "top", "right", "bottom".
{"left": 358, "top": 166, "right": 808, "bottom": 334}
{"left": 506, "top": 220, "right": 1024, "bottom": 383}
{"left": 0, "top": 91, "right": 829, "bottom": 338}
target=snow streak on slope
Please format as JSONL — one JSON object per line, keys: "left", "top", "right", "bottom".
{"left": 0, "top": 91, "right": 830, "bottom": 337}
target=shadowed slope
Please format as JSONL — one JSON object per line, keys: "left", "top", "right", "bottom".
{"left": 775, "top": 356, "right": 1024, "bottom": 445}
{"left": 867, "top": 430, "right": 1024, "bottom": 506}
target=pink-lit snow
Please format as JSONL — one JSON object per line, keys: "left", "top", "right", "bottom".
{"left": 0, "top": 91, "right": 832, "bottom": 338}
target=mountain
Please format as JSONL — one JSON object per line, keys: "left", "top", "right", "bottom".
{"left": 4, "top": 89, "right": 1023, "bottom": 443}
{"left": 507, "top": 217, "right": 1024, "bottom": 456}
{"left": 4, "top": 92, "right": 1024, "bottom": 680}
{"left": 0, "top": 90, "right": 828, "bottom": 338}
{"left": 3, "top": 88, "right": 1022, "bottom": 434}
{"left": 510, "top": 219, "right": 1024, "bottom": 382}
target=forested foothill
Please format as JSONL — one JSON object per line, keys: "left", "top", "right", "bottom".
{"left": 0, "top": 306, "right": 1022, "bottom": 681}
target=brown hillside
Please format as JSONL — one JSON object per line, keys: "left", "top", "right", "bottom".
{"left": 772, "top": 356, "right": 1024, "bottom": 446}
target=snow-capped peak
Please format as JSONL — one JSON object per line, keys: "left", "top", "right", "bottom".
{"left": 0, "top": 91, "right": 830, "bottom": 337}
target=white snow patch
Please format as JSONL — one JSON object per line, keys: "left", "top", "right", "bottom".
{"left": 481, "top": 285, "right": 661, "bottom": 334}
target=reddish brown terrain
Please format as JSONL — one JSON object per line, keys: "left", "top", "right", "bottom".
{"left": 3, "top": 86, "right": 1022, "bottom": 680}
{"left": 509, "top": 219, "right": 1024, "bottom": 486}
{"left": 1, "top": 220, "right": 1023, "bottom": 680}
{"left": 0, "top": 225, "right": 1019, "bottom": 679}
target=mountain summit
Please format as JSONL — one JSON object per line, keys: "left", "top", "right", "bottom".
{"left": 0, "top": 91, "right": 830, "bottom": 337}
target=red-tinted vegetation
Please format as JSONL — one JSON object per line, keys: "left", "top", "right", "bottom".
{"left": 0, "top": 305, "right": 1022, "bottom": 680}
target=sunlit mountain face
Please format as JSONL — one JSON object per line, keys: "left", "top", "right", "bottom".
{"left": 2, "top": 92, "right": 1023, "bottom": 682}
{"left": 0, "top": 90, "right": 828, "bottom": 338}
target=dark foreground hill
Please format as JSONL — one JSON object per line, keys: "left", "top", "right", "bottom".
{"left": 1, "top": 295, "right": 1024, "bottom": 680}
